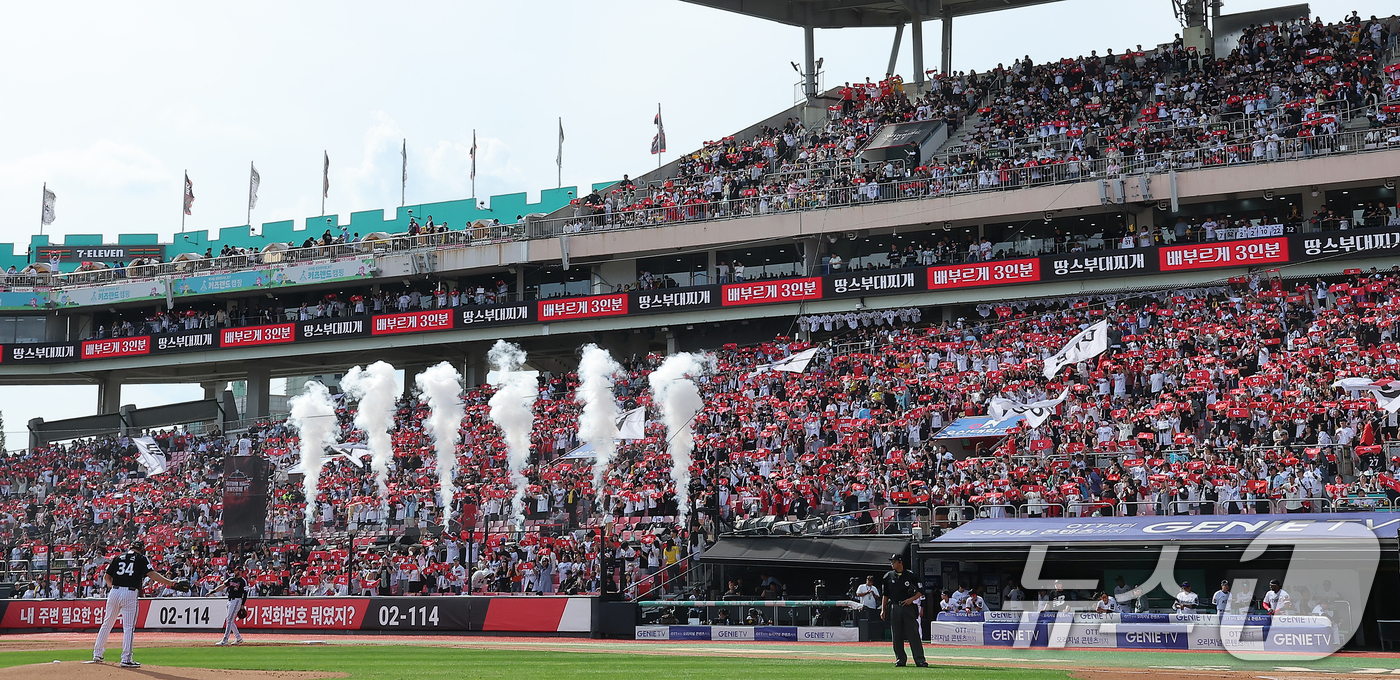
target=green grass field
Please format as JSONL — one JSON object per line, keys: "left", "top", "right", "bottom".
{"left": 0, "top": 645, "right": 1073, "bottom": 680}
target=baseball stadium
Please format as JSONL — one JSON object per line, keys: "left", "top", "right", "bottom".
{"left": 2, "top": 1, "right": 1400, "bottom": 678}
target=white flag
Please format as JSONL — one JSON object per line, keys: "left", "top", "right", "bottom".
{"left": 989, "top": 389, "right": 1069, "bottom": 428}
{"left": 248, "top": 162, "right": 260, "bottom": 210}
{"left": 1042, "top": 319, "right": 1110, "bottom": 379}
{"left": 133, "top": 436, "right": 168, "bottom": 476}
{"left": 41, "top": 185, "right": 56, "bottom": 225}
{"left": 750, "top": 347, "right": 820, "bottom": 376}
{"left": 616, "top": 406, "right": 647, "bottom": 440}
{"left": 1333, "top": 377, "right": 1400, "bottom": 413}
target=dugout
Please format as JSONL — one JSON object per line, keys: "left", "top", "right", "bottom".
{"left": 917, "top": 513, "right": 1400, "bottom": 648}
{"left": 696, "top": 534, "right": 913, "bottom": 629}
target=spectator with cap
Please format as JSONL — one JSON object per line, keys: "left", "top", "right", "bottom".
{"left": 880, "top": 553, "right": 926, "bottom": 668}
{"left": 1173, "top": 581, "right": 1199, "bottom": 611}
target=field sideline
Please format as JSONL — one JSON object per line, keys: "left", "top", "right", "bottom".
{"left": 2, "top": 633, "right": 1400, "bottom": 679}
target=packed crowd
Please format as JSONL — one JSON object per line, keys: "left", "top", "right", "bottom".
{"left": 10, "top": 261, "right": 1400, "bottom": 601}
{"left": 561, "top": 12, "right": 1399, "bottom": 245}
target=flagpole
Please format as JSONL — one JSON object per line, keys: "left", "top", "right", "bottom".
{"left": 322, "top": 150, "right": 327, "bottom": 217}
{"left": 657, "top": 104, "right": 663, "bottom": 170}
{"left": 247, "top": 161, "right": 253, "bottom": 227}
{"left": 557, "top": 117, "right": 563, "bottom": 189}
{"left": 181, "top": 170, "right": 186, "bottom": 233}
{"left": 40, "top": 183, "right": 46, "bottom": 237}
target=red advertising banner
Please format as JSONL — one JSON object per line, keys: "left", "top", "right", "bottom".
{"left": 721, "top": 277, "right": 822, "bottom": 306}
{"left": 238, "top": 598, "right": 369, "bottom": 630}
{"left": 371, "top": 310, "right": 453, "bottom": 336}
{"left": 538, "top": 294, "right": 629, "bottom": 322}
{"left": 0, "top": 599, "right": 135, "bottom": 630}
{"left": 1159, "top": 237, "right": 1289, "bottom": 271}
{"left": 82, "top": 336, "right": 151, "bottom": 359}
{"left": 221, "top": 323, "right": 296, "bottom": 348}
{"left": 928, "top": 259, "right": 1040, "bottom": 290}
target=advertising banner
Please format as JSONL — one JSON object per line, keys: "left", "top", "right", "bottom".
{"left": 632, "top": 287, "right": 720, "bottom": 314}
{"left": 54, "top": 280, "right": 167, "bottom": 307}
{"left": 633, "top": 625, "right": 858, "bottom": 642}
{"left": 1042, "top": 252, "right": 1153, "bottom": 281}
{"left": 238, "top": 598, "right": 368, "bottom": 630}
{"left": 82, "top": 337, "right": 151, "bottom": 360}
{"left": 221, "top": 323, "right": 295, "bottom": 348}
{"left": 222, "top": 456, "right": 270, "bottom": 541}
{"left": 371, "top": 310, "right": 453, "bottom": 336}
{"left": 932, "top": 512, "right": 1400, "bottom": 543}
{"left": 721, "top": 278, "right": 822, "bottom": 306}
{"left": 1159, "top": 237, "right": 1288, "bottom": 271}
{"left": 825, "top": 269, "right": 924, "bottom": 298}
{"left": 928, "top": 259, "right": 1039, "bottom": 290}
{"left": 538, "top": 294, "right": 628, "bottom": 322}
{"left": 152, "top": 330, "right": 217, "bottom": 354}
{"left": 37, "top": 245, "right": 166, "bottom": 262}
{"left": 299, "top": 318, "right": 369, "bottom": 342}
{"left": 140, "top": 598, "right": 227, "bottom": 630}
{"left": 2, "top": 342, "right": 78, "bottom": 364}
{"left": 457, "top": 303, "right": 535, "bottom": 328}
{"left": 273, "top": 257, "right": 374, "bottom": 286}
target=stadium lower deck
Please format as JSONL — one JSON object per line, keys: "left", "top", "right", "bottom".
{"left": 6, "top": 631, "right": 1400, "bottom": 678}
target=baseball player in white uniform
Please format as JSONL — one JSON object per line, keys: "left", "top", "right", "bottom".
{"left": 90, "top": 540, "right": 188, "bottom": 668}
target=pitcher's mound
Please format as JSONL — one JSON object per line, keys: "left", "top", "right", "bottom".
{"left": 0, "top": 661, "right": 346, "bottom": 680}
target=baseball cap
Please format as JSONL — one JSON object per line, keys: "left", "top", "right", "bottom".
{"left": 1180, "top": 581, "right": 1190, "bottom": 587}
{"left": 1269, "top": 578, "right": 1281, "bottom": 586}
{"left": 889, "top": 553, "right": 904, "bottom": 562}
{"left": 130, "top": 540, "right": 145, "bottom": 552}
{"left": 1221, "top": 579, "right": 1230, "bottom": 585}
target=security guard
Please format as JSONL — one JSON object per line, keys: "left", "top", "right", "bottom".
{"left": 881, "top": 552, "right": 927, "bottom": 667}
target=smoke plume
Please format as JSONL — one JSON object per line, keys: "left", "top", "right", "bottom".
{"left": 576, "top": 344, "right": 623, "bottom": 507}
{"left": 341, "top": 361, "right": 399, "bottom": 507}
{"left": 417, "top": 362, "right": 465, "bottom": 530}
{"left": 487, "top": 340, "right": 538, "bottom": 529}
{"left": 288, "top": 380, "right": 340, "bottom": 533}
{"left": 647, "top": 353, "right": 706, "bottom": 518}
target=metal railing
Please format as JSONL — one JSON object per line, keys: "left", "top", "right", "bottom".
{"left": 525, "top": 127, "right": 1396, "bottom": 241}
{"left": 13, "top": 121, "right": 1400, "bottom": 295}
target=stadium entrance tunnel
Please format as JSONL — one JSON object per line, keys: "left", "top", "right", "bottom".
{"left": 918, "top": 513, "right": 1400, "bottom": 651}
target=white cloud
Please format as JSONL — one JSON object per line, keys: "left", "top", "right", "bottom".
{"left": 0, "top": 140, "right": 172, "bottom": 191}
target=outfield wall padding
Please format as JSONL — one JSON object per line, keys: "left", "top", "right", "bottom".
{"left": 0, "top": 596, "right": 593, "bottom": 633}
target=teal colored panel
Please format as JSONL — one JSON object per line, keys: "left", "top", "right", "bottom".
{"left": 0, "top": 184, "right": 579, "bottom": 268}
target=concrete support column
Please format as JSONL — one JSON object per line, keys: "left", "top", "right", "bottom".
{"left": 886, "top": 23, "right": 904, "bottom": 78}
{"left": 798, "top": 236, "right": 822, "bottom": 276}
{"left": 911, "top": 13, "right": 925, "bottom": 86}
{"left": 940, "top": 11, "right": 953, "bottom": 76}
{"left": 403, "top": 364, "right": 427, "bottom": 399}
{"left": 464, "top": 348, "right": 487, "bottom": 389}
{"left": 96, "top": 375, "right": 122, "bottom": 415}
{"left": 514, "top": 268, "right": 526, "bottom": 302}
{"left": 706, "top": 250, "right": 718, "bottom": 285}
{"left": 803, "top": 22, "right": 817, "bottom": 102}
{"left": 665, "top": 330, "right": 677, "bottom": 356}
{"left": 246, "top": 365, "right": 271, "bottom": 419}
{"left": 201, "top": 381, "right": 223, "bottom": 401}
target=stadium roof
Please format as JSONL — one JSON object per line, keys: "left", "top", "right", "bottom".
{"left": 680, "top": 0, "right": 1068, "bottom": 28}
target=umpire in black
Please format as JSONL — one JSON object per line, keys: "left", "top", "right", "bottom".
{"left": 881, "top": 552, "right": 927, "bottom": 667}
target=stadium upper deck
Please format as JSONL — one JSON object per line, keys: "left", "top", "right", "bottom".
{"left": 0, "top": 9, "right": 1398, "bottom": 417}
